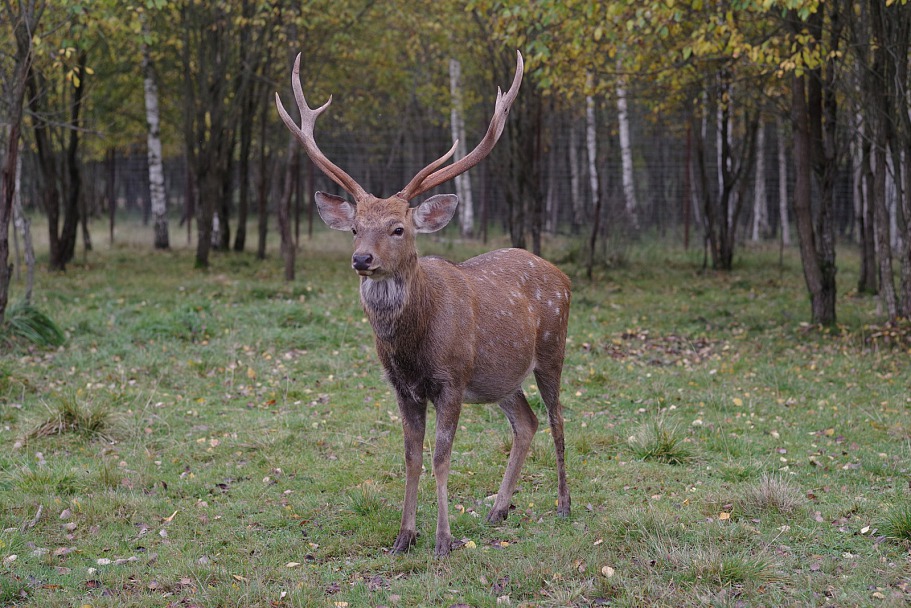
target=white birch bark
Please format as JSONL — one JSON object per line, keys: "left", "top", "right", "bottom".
{"left": 449, "top": 58, "right": 473, "bottom": 237}
{"left": 851, "top": 112, "right": 864, "bottom": 243}
{"left": 777, "top": 117, "right": 791, "bottom": 246}
{"left": 586, "top": 93, "right": 599, "bottom": 213}
{"left": 12, "top": 143, "right": 34, "bottom": 303}
{"left": 616, "top": 71, "right": 638, "bottom": 229}
{"left": 569, "top": 122, "right": 583, "bottom": 228}
{"left": 142, "top": 22, "right": 169, "bottom": 249}
{"left": 751, "top": 123, "right": 767, "bottom": 241}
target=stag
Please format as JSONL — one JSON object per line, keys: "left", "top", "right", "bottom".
{"left": 276, "top": 51, "right": 570, "bottom": 556}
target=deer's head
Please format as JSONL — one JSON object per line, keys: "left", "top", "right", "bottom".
{"left": 275, "top": 52, "right": 523, "bottom": 278}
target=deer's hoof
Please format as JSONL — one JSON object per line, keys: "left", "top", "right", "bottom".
{"left": 433, "top": 535, "right": 452, "bottom": 558}
{"left": 485, "top": 508, "right": 509, "bottom": 524}
{"left": 390, "top": 530, "right": 417, "bottom": 554}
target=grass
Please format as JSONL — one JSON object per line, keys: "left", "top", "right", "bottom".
{"left": 1, "top": 216, "right": 910, "bottom": 606}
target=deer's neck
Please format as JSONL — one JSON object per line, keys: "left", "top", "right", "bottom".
{"left": 360, "top": 265, "right": 429, "bottom": 343}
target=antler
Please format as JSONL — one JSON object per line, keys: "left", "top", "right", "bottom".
{"left": 397, "top": 50, "right": 524, "bottom": 202}
{"left": 275, "top": 53, "right": 368, "bottom": 201}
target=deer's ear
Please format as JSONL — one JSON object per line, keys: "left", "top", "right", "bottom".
{"left": 412, "top": 194, "right": 459, "bottom": 233}
{"left": 315, "top": 191, "right": 356, "bottom": 231}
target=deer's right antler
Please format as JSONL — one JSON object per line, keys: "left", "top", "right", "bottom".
{"left": 397, "top": 50, "right": 524, "bottom": 201}
{"left": 275, "top": 53, "right": 368, "bottom": 201}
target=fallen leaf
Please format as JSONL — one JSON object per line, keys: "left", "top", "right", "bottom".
{"left": 601, "top": 566, "right": 616, "bottom": 578}
{"left": 719, "top": 512, "right": 731, "bottom": 520}
{"left": 162, "top": 510, "right": 178, "bottom": 523}
{"left": 285, "top": 562, "right": 301, "bottom": 568}
{"left": 232, "top": 574, "right": 248, "bottom": 582}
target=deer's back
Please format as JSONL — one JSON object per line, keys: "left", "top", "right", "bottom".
{"left": 422, "top": 248, "right": 571, "bottom": 403}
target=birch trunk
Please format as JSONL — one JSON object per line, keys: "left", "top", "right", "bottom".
{"left": 616, "top": 72, "right": 638, "bottom": 230}
{"left": 568, "top": 122, "right": 583, "bottom": 232}
{"left": 142, "top": 23, "right": 169, "bottom": 250}
{"left": 751, "top": 123, "right": 767, "bottom": 241}
{"left": 12, "top": 144, "right": 35, "bottom": 304}
{"left": 585, "top": 83, "right": 601, "bottom": 280}
{"left": 777, "top": 117, "right": 791, "bottom": 246}
{"left": 449, "top": 59, "right": 473, "bottom": 237}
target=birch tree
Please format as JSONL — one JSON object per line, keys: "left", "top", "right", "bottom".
{"left": 585, "top": 81, "right": 601, "bottom": 280}
{"left": 449, "top": 58, "right": 474, "bottom": 237}
{"left": 751, "top": 123, "right": 767, "bottom": 242}
{"left": 142, "top": 17, "right": 168, "bottom": 249}
{"left": 616, "top": 69, "right": 638, "bottom": 231}
{"left": 776, "top": 117, "right": 791, "bottom": 247}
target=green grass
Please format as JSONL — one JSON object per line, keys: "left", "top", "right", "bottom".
{"left": 1, "top": 216, "right": 910, "bottom": 606}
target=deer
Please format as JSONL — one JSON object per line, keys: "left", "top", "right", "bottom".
{"left": 275, "top": 50, "right": 570, "bottom": 557}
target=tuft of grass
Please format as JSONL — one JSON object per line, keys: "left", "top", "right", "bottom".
{"left": 689, "top": 548, "right": 777, "bottom": 587}
{"left": 739, "top": 473, "right": 804, "bottom": 516}
{"left": 27, "top": 395, "right": 114, "bottom": 441}
{"left": 627, "top": 414, "right": 693, "bottom": 464}
{"left": 1, "top": 300, "right": 65, "bottom": 347}
{"left": 349, "top": 482, "right": 385, "bottom": 516}
{"left": 880, "top": 501, "right": 911, "bottom": 541}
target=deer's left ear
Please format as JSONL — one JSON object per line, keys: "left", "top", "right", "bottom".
{"left": 412, "top": 194, "right": 459, "bottom": 233}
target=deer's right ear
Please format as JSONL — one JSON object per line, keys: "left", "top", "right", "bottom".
{"left": 315, "top": 191, "right": 356, "bottom": 231}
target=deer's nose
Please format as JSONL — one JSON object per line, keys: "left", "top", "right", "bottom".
{"left": 352, "top": 253, "right": 374, "bottom": 271}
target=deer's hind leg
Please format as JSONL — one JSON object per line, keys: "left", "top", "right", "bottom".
{"left": 487, "top": 389, "right": 538, "bottom": 524}
{"left": 534, "top": 363, "right": 571, "bottom": 518}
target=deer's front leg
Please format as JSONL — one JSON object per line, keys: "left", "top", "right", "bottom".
{"left": 431, "top": 395, "right": 463, "bottom": 557}
{"left": 391, "top": 398, "right": 427, "bottom": 554}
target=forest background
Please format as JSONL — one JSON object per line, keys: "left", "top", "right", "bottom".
{"left": 1, "top": 0, "right": 911, "bottom": 329}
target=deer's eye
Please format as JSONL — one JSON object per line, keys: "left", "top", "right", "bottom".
{"left": 392, "top": 227, "right": 404, "bottom": 236}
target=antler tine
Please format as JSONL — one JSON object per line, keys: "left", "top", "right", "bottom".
{"left": 398, "top": 50, "right": 524, "bottom": 202}
{"left": 396, "top": 140, "right": 459, "bottom": 200}
{"left": 275, "top": 53, "right": 368, "bottom": 201}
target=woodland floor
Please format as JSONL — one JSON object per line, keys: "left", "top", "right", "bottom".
{"left": 1, "top": 217, "right": 910, "bottom": 607}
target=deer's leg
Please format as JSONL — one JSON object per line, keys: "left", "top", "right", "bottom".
{"left": 430, "top": 395, "right": 462, "bottom": 557}
{"left": 391, "top": 398, "right": 427, "bottom": 554}
{"left": 487, "top": 390, "right": 538, "bottom": 523}
{"left": 534, "top": 367, "right": 571, "bottom": 518}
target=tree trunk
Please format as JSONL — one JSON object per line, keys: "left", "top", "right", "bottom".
{"left": 776, "top": 117, "right": 791, "bottom": 246}
{"left": 871, "top": 139, "right": 897, "bottom": 318}
{"left": 256, "top": 101, "right": 269, "bottom": 260}
{"left": 751, "top": 123, "right": 767, "bottom": 241}
{"left": 278, "top": 138, "right": 297, "bottom": 281}
{"left": 616, "top": 70, "right": 639, "bottom": 232}
{"left": 60, "top": 50, "right": 88, "bottom": 266}
{"left": 858, "top": 138, "right": 878, "bottom": 293}
{"left": 449, "top": 58, "right": 474, "bottom": 237}
{"left": 792, "top": 72, "right": 836, "bottom": 325}
{"left": 12, "top": 146, "right": 35, "bottom": 304}
{"left": 568, "top": 121, "right": 583, "bottom": 234}
{"left": 143, "top": 24, "right": 169, "bottom": 250}
{"left": 0, "top": 2, "right": 41, "bottom": 321}
{"left": 27, "top": 70, "right": 64, "bottom": 271}
{"left": 585, "top": 90, "right": 601, "bottom": 280}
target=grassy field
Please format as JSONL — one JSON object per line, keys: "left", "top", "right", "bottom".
{"left": 1, "top": 218, "right": 910, "bottom": 607}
